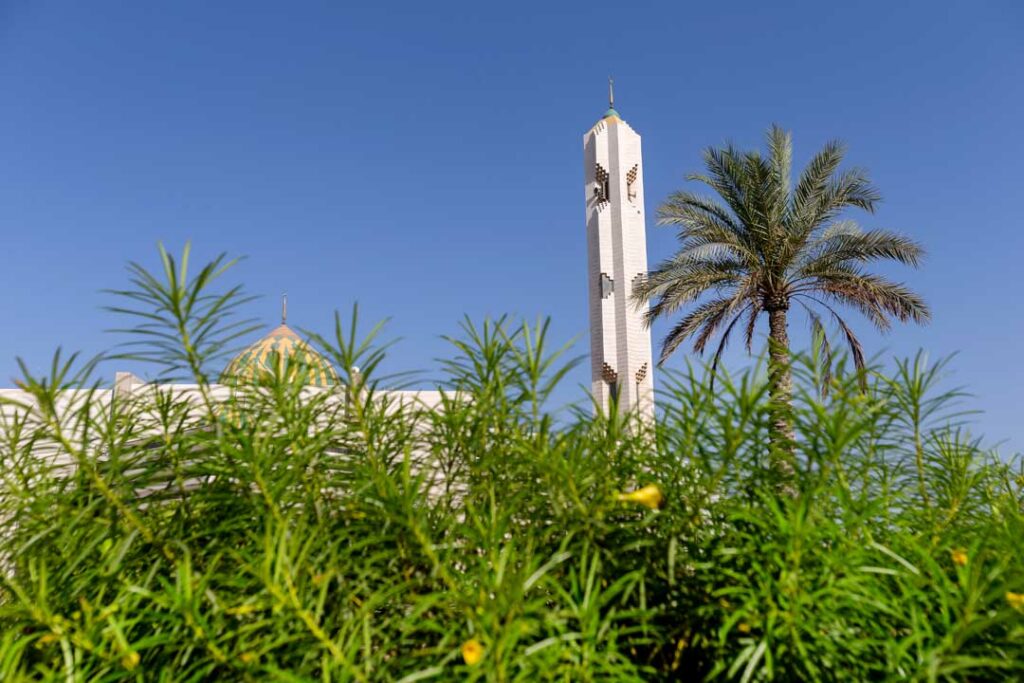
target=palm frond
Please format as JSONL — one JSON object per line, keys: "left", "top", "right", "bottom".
{"left": 744, "top": 299, "right": 762, "bottom": 353}
{"left": 657, "top": 298, "right": 735, "bottom": 364}
{"left": 693, "top": 298, "right": 748, "bottom": 355}
{"left": 657, "top": 191, "right": 743, "bottom": 235}
{"left": 796, "top": 229, "right": 925, "bottom": 274}
{"left": 783, "top": 166, "right": 880, "bottom": 269}
{"left": 767, "top": 125, "right": 792, "bottom": 202}
{"left": 640, "top": 260, "right": 745, "bottom": 322}
{"left": 656, "top": 191, "right": 760, "bottom": 265}
{"left": 791, "top": 140, "right": 846, "bottom": 229}
{"left": 811, "top": 167, "right": 882, "bottom": 226}
{"left": 692, "top": 145, "right": 757, "bottom": 231}
{"left": 797, "top": 294, "right": 868, "bottom": 386}
{"left": 800, "top": 269, "right": 931, "bottom": 326}
{"left": 796, "top": 300, "right": 834, "bottom": 395}
{"left": 707, "top": 307, "right": 750, "bottom": 392}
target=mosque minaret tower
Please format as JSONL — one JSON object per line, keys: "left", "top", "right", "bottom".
{"left": 583, "top": 81, "right": 655, "bottom": 419}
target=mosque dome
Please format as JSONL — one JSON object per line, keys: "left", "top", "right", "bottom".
{"left": 220, "top": 323, "right": 339, "bottom": 387}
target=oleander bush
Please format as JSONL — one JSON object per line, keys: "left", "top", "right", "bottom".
{"left": 1, "top": 247, "right": 1022, "bottom": 682}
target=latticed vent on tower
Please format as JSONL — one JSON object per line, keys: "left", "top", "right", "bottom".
{"left": 626, "top": 164, "right": 638, "bottom": 201}
{"left": 635, "top": 362, "right": 648, "bottom": 384}
{"left": 601, "top": 363, "right": 618, "bottom": 385}
{"left": 594, "top": 163, "right": 610, "bottom": 202}
{"left": 600, "top": 272, "right": 614, "bottom": 299}
{"left": 631, "top": 272, "right": 647, "bottom": 296}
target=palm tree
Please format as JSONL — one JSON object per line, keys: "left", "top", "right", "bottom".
{"left": 635, "top": 125, "right": 929, "bottom": 443}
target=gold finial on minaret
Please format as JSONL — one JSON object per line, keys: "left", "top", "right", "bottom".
{"left": 608, "top": 76, "right": 614, "bottom": 109}
{"left": 281, "top": 293, "right": 288, "bottom": 325}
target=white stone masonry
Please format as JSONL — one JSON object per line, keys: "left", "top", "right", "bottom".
{"left": 583, "top": 109, "right": 655, "bottom": 419}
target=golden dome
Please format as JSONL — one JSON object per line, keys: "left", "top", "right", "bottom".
{"left": 221, "top": 323, "right": 338, "bottom": 387}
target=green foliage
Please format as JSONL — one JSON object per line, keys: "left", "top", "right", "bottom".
{"left": 636, "top": 124, "right": 930, "bottom": 378}
{"left": 1, "top": 248, "right": 1022, "bottom": 681}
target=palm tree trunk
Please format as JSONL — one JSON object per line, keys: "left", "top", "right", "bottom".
{"left": 766, "top": 307, "right": 796, "bottom": 486}
{"left": 767, "top": 308, "right": 792, "bottom": 415}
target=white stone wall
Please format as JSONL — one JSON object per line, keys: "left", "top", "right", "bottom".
{"left": 0, "top": 378, "right": 448, "bottom": 459}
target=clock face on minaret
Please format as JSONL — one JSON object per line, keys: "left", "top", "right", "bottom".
{"left": 582, "top": 92, "right": 655, "bottom": 420}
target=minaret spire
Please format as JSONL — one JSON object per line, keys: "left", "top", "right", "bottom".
{"left": 281, "top": 293, "right": 288, "bottom": 325}
{"left": 608, "top": 76, "right": 614, "bottom": 109}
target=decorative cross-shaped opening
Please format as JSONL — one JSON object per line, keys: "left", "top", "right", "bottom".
{"left": 626, "top": 164, "right": 638, "bottom": 202}
{"left": 635, "top": 362, "right": 648, "bottom": 384}
{"left": 601, "top": 362, "right": 618, "bottom": 385}
{"left": 602, "top": 363, "right": 619, "bottom": 402}
{"left": 631, "top": 272, "right": 647, "bottom": 297}
{"left": 594, "top": 163, "right": 610, "bottom": 203}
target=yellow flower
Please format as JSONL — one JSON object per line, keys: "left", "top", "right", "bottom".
{"left": 239, "top": 652, "right": 257, "bottom": 664}
{"left": 37, "top": 633, "right": 60, "bottom": 646}
{"left": 461, "top": 638, "right": 484, "bottom": 666}
{"left": 121, "top": 651, "right": 140, "bottom": 670}
{"left": 227, "top": 604, "right": 258, "bottom": 617}
{"left": 1007, "top": 591, "right": 1024, "bottom": 611}
{"left": 951, "top": 549, "right": 968, "bottom": 567}
{"left": 737, "top": 622, "right": 751, "bottom": 634}
{"left": 671, "top": 636, "right": 688, "bottom": 671}
{"left": 616, "top": 484, "right": 665, "bottom": 510}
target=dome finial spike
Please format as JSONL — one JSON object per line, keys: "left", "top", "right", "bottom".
{"left": 282, "top": 293, "right": 287, "bottom": 325}
{"left": 608, "top": 76, "right": 614, "bottom": 109}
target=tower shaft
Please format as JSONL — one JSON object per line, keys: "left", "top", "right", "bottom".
{"left": 583, "top": 110, "right": 654, "bottom": 419}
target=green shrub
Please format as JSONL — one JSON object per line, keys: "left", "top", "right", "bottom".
{"left": 1, "top": 247, "right": 1022, "bottom": 681}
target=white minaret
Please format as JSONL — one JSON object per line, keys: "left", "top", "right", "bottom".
{"left": 583, "top": 81, "right": 654, "bottom": 419}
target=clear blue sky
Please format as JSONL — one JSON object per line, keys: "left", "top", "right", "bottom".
{"left": 1, "top": 1, "right": 1022, "bottom": 452}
